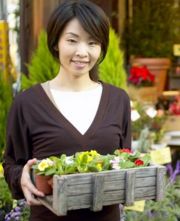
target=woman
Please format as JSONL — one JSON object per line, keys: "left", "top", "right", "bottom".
{"left": 3, "top": 0, "right": 131, "bottom": 220}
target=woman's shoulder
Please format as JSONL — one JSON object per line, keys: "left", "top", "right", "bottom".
{"left": 12, "top": 84, "right": 41, "bottom": 106}
{"left": 103, "top": 82, "right": 130, "bottom": 100}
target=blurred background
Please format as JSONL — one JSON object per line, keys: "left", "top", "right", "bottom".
{"left": 0, "top": 1, "right": 180, "bottom": 220}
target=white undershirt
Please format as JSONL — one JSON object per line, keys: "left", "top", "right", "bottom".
{"left": 50, "top": 84, "right": 103, "bottom": 135}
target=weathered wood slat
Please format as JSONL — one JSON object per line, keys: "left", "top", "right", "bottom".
{"left": 66, "top": 176, "right": 156, "bottom": 195}
{"left": 57, "top": 166, "right": 158, "bottom": 186}
{"left": 68, "top": 204, "right": 92, "bottom": 210}
{"left": 54, "top": 176, "right": 68, "bottom": 215}
{"left": 156, "top": 167, "right": 166, "bottom": 201}
{"left": 125, "top": 170, "right": 136, "bottom": 206}
{"left": 68, "top": 194, "right": 92, "bottom": 207}
{"left": 104, "top": 176, "right": 156, "bottom": 190}
{"left": 66, "top": 186, "right": 156, "bottom": 208}
{"left": 135, "top": 177, "right": 156, "bottom": 187}
{"left": 135, "top": 186, "right": 156, "bottom": 197}
{"left": 91, "top": 174, "right": 104, "bottom": 211}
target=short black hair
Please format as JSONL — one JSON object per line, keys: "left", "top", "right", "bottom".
{"left": 47, "top": 0, "right": 110, "bottom": 81}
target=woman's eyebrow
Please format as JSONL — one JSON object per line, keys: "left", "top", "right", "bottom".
{"left": 65, "top": 32, "right": 79, "bottom": 37}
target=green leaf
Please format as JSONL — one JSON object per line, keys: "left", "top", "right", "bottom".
{"left": 45, "top": 167, "right": 56, "bottom": 176}
{"left": 119, "top": 161, "right": 135, "bottom": 169}
{"left": 141, "top": 154, "right": 151, "bottom": 166}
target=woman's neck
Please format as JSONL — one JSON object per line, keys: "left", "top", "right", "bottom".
{"left": 49, "top": 69, "right": 98, "bottom": 92}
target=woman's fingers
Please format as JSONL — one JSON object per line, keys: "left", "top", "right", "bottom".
{"left": 27, "top": 179, "right": 45, "bottom": 197}
{"left": 21, "top": 158, "right": 45, "bottom": 205}
{"left": 23, "top": 188, "right": 42, "bottom": 206}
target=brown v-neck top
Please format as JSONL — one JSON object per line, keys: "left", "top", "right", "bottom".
{"left": 3, "top": 82, "right": 131, "bottom": 221}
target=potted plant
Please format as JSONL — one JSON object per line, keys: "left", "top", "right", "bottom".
{"left": 123, "top": 0, "right": 180, "bottom": 95}
{"left": 127, "top": 65, "right": 157, "bottom": 102}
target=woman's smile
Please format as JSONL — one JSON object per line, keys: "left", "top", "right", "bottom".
{"left": 71, "top": 60, "right": 90, "bottom": 69}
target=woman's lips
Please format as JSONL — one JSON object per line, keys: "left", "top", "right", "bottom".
{"left": 71, "top": 60, "right": 89, "bottom": 68}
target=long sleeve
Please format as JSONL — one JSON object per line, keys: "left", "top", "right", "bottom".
{"left": 122, "top": 91, "right": 132, "bottom": 149}
{"left": 3, "top": 96, "right": 32, "bottom": 199}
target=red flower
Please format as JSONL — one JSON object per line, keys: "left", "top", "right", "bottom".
{"left": 128, "top": 65, "right": 155, "bottom": 87}
{"left": 119, "top": 148, "right": 132, "bottom": 153}
{"left": 134, "top": 159, "right": 144, "bottom": 166}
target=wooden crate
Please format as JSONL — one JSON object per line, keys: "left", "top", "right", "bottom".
{"left": 37, "top": 165, "right": 166, "bottom": 216}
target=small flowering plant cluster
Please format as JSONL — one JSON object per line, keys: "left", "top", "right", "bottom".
{"left": 4, "top": 199, "right": 29, "bottom": 221}
{"left": 169, "top": 95, "right": 180, "bottom": 115}
{"left": 112, "top": 148, "right": 150, "bottom": 169}
{"left": 32, "top": 149, "right": 151, "bottom": 176}
{"left": 131, "top": 101, "right": 167, "bottom": 143}
{"left": 128, "top": 65, "right": 155, "bottom": 87}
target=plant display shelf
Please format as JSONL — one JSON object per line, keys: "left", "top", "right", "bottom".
{"left": 36, "top": 165, "right": 166, "bottom": 216}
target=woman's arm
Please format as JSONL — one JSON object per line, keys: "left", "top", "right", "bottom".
{"left": 3, "top": 96, "right": 44, "bottom": 204}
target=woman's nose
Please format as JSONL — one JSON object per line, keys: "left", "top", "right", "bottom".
{"left": 75, "top": 43, "right": 88, "bottom": 57}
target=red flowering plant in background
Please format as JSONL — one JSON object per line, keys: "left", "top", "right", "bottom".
{"left": 128, "top": 65, "right": 155, "bottom": 87}
{"left": 169, "top": 95, "right": 180, "bottom": 115}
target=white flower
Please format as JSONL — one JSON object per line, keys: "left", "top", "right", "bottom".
{"left": 110, "top": 157, "right": 121, "bottom": 170}
{"left": 131, "top": 110, "right": 140, "bottom": 121}
{"left": 46, "top": 158, "right": 54, "bottom": 166}
{"left": 65, "top": 156, "right": 74, "bottom": 165}
{"left": 145, "top": 107, "right": 157, "bottom": 118}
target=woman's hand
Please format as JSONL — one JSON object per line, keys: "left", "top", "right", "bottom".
{"left": 20, "top": 158, "right": 45, "bottom": 206}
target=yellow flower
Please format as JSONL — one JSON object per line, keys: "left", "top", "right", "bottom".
{"left": 38, "top": 159, "right": 50, "bottom": 171}
{"left": 78, "top": 152, "right": 87, "bottom": 161}
{"left": 87, "top": 155, "right": 93, "bottom": 163}
{"left": 0, "top": 163, "right": 4, "bottom": 177}
{"left": 96, "top": 163, "right": 103, "bottom": 171}
{"left": 89, "top": 150, "right": 99, "bottom": 157}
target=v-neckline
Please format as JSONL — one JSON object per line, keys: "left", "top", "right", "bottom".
{"left": 35, "top": 82, "right": 109, "bottom": 141}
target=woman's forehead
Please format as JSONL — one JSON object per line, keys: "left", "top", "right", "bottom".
{"left": 61, "top": 18, "right": 92, "bottom": 38}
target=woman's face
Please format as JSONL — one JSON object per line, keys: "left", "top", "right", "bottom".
{"left": 57, "top": 18, "right": 101, "bottom": 78}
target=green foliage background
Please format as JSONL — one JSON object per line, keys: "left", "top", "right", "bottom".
{"left": 123, "top": 0, "right": 180, "bottom": 58}
{"left": 99, "top": 28, "right": 127, "bottom": 90}
{"left": 0, "top": 75, "right": 13, "bottom": 161}
{"left": 0, "top": 177, "right": 13, "bottom": 220}
{"left": 125, "top": 178, "right": 180, "bottom": 221}
{"left": 21, "top": 31, "right": 59, "bottom": 90}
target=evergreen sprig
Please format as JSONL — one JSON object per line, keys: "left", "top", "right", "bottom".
{"left": 99, "top": 28, "right": 127, "bottom": 90}
{"left": 21, "top": 31, "right": 59, "bottom": 90}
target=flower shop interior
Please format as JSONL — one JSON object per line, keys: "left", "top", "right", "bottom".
{"left": 0, "top": 0, "right": 180, "bottom": 220}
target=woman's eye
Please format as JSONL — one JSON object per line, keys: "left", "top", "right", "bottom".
{"left": 67, "top": 39, "right": 77, "bottom": 43}
{"left": 89, "top": 41, "right": 97, "bottom": 46}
